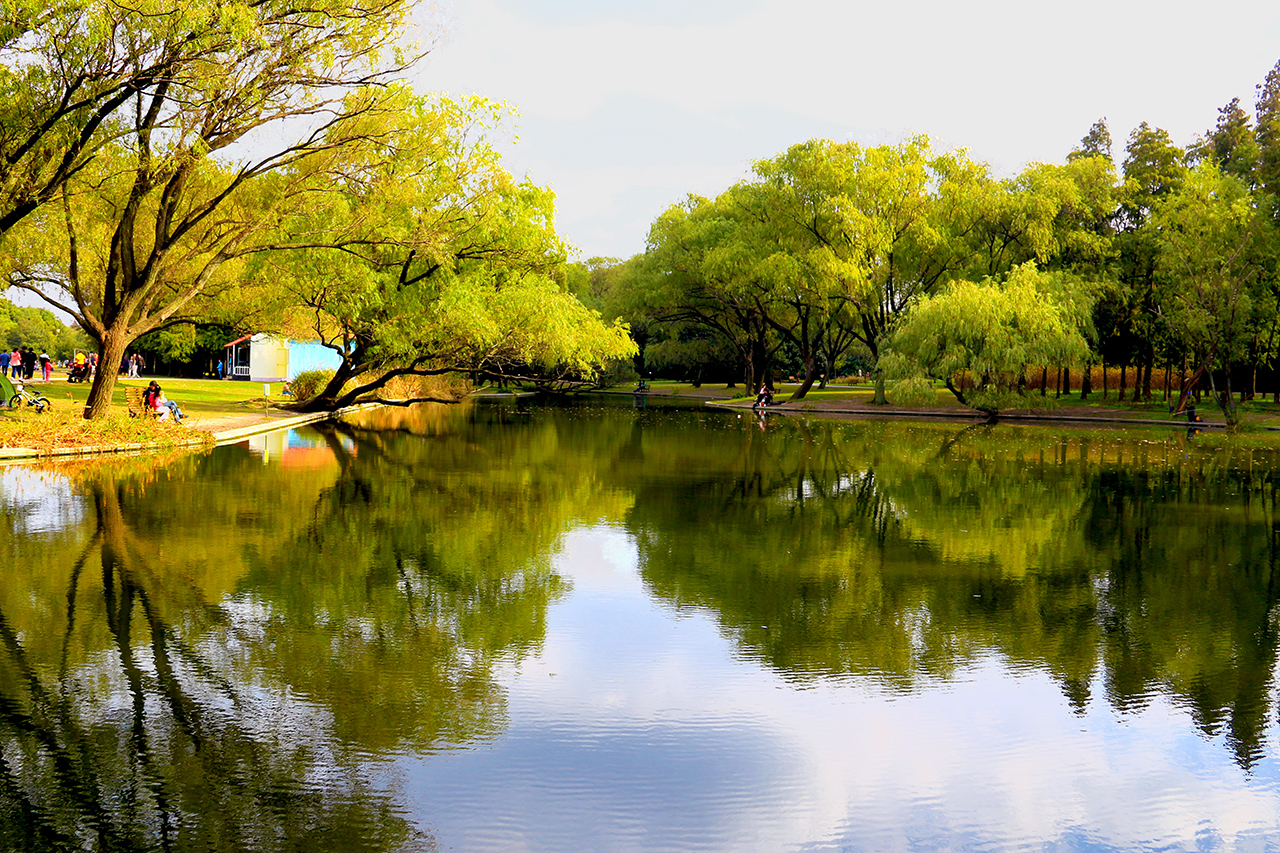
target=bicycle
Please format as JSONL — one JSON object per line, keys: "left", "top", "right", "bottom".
{"left": 9, "top": 383, "right": 51, "bottom": 413}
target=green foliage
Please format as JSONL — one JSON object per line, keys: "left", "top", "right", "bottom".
{"left": 0, "top": 296, "right": 88, "bottom": 358}
{"left": 291, "top": 369, "right": 337, "bottom": 401}
{"left": 881, "top": 263, "right": 1095, "bottom": 413}
{"left": 266, "top": 90, "right": 635, "bottom": 410}
{"left": 1256, "top": 58, "right": 1280, "bottom": 216}
{"left": 0, "top": 0, "right": 425, "bottom": 418}
{"left": 1067, "top": 118, "right": 1113, "bottom": 164}
{"left": 1191, "top": 98, "right": 1260, "bottom": 186}
{"left": 1149, "top": 162, "right": 1267, "bottom": 424}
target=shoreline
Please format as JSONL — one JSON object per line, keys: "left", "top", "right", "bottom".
{"left": 0, "top": 402, "right": 381, "bottom": 463}
{"left": 606, "top": 387, "right": 1239, "bottom": 430}
{"left": 0, "top": 386, "right": 1258, "bottom": 464}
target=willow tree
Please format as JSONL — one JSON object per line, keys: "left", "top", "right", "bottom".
{"left": 1, "top": 0, "right": 423, "bottom": 418}
{"left": 256, "top": 92, "right": 636, "bottom": 411}
{"left": 880, "top": 263, "right": 1095, "bottom": 418}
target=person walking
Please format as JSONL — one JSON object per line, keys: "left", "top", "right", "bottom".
{"left": 39, "top": 350, "right": 51, "bottom": 382}
{"left": 11, "top": 348, "right": 22, "bottom": 380}
{"left": 0, "top": 349, "right": 9, "bottom": 378}
{"left": 22, "top": 348, "right": 36, "bottom": 380}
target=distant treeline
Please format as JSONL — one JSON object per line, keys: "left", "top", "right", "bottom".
{"left": 568, "top": 58, "right": 1280, "bottom": 424}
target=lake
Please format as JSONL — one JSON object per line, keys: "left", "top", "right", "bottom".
{"left": 2, "top": 398, "right": 1280, "bottom": 851}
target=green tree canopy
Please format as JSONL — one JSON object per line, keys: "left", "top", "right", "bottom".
{"left": 259, "top": 91, "right": 636, "bottom": 410}
{"left": 880, "top": 263, "right": 1095, "bottom": 415}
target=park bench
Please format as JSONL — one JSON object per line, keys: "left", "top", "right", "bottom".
{"left": 125, "top": 386, "right": 159, "bottom": 419}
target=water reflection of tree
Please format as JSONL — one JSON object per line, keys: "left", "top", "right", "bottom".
{"left": 618, "top": 416, "right": 1280, "bottom": 768}
{"left": 0, "top": 470, "right": 436, "bottom": 852}
{"left": 0, "top": 413, "right": 620, "bottom": 850}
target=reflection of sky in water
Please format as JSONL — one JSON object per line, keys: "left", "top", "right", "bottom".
{"left": 0, "top": 467, "right": 84, "bottom": 534}
{"left": 243, "top": 427, "right": 352, "bottom": 463}
{"left": 403, "top": 525, "right": 1280, "bottom": 852}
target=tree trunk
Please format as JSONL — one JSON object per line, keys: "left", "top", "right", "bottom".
{"left": 1040, "top": 367, "right": 1048, "bottom": 397}
{"left": 1142, "top": 352, "right": 1153, "bottom": 400}
{"left": 872, "top": 375, "right": 888, "bottom": 405}
{"left": 1080, "top": 363, "right": 1091, "bottom": 400}
{"left": 787, "top": 357, "right": 820, "bottom": 402}
{"left": 83, "top": 330, "right": 131, "bottom": 419}
{"left": 1062, "top": 367, "right": 1070, "bottom": 398}
{"left": 1119, "top": 364, "right": 1127, "bottom": 402}
{"left": 1222, "top": 364, "right": 1240, "bottom": 429}
{"left": 297, "top": 358, "right": 361, "bottom": 412}
{"left": 1102, "top": 360, "right": 1108, "bottom": 400}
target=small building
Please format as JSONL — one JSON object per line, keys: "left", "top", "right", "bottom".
{"left": 223, "top": 334, "right": 342, "bottom": 383}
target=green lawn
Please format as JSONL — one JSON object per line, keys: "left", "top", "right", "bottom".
{"left": 2, "top": 376, "right": 290, "bottom": 451}
{"left": 37, "top": 375, "right": 289, "bottom": 418}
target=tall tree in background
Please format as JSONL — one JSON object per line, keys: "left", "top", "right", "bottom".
{"left": 1192, "top": 98, "right": 1260, "bottom": 186}
{"left": 1068, "top": 118, "right": 1113, "bottom": 164}
{"left": 1111, "top": 123, "right": 1188, "bottom": 400}
{"left": 1150, "top": 163, "right": 1265, "bottom": 428}
{"left": 1257, "top": 59, "right": 1280, "bottom": 216}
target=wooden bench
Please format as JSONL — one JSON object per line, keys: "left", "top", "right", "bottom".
{"left": 125, "top": 386, "right": 159, "bottom": 419}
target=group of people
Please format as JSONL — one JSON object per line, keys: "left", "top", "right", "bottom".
{"left": 143, "top": 381, "right": 185, "bottom": 422}
{"left": 119, "top": 352, "right": 146, "bottom": 378}
{"left": 1, "top": 348, "right": 52, "bottom": 382}
{"left": 69, "top": 350, "right": 97, "bottom": 382}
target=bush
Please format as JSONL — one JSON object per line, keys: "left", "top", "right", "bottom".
{"left": 290, "top": 369, "right": 335, "bottom": 401}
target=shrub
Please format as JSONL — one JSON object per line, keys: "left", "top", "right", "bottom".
{"left": 290, "top": 369, "right": 335, "bottom": 401}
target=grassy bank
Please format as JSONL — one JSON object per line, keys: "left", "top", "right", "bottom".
{"left": 1, "top": 376, "right": 291, "bottom": 451}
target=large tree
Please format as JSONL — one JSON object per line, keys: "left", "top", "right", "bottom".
{"left": 1, "top": 0, "right": 422, "bottom": 417}
{"left": 256, "top": 92, "right": 636, "bottom": 411}
{"left": 1150, "top": 163, "right": 1267, "bottom": 427}
{"left": 880, "top": 263, "right": 1095, "bottom": 417}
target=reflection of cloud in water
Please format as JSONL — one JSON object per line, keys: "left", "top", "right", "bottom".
{"left": 402, "top": 526, "right": 1280, "bottom": 852}
{"left": 0, "top": 467, "right": 84, "bottom": 534}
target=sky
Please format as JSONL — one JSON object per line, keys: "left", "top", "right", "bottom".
{"left": 413, "top": 0, "right": 1280, "bottom": 262}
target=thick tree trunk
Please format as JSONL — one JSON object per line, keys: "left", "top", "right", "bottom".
{"left": 1102, "top": 360, "right": 1108, "bottom": 400}
{"left": 1040, "top": 367, "right": 1048, "bottom": 397}
{"left": 1119, "top": 364, "right": 1127, "bottom": 402}
{"left": 871, "top": 375, "right": 888, "bottom": 405}
{"left": 297, "top": 358, "right": 361, "bottom": 413}
{"left": 787, "top": 357, "right": 820, "bottom": 402}
{"left": 1142, "top": 353, "right": 1153, "bottom": 401}
{"left": 1080, "top": 363, "right": 1092, "bottom": 400}
{"left": 1221, "top": 364, "right": 1240, "bottom": 429}
{"left": 1062, "top": 367, "right": 1070, "bottom": 398}
{"left": 83, "top": 330, "right": 131, "bottom": 419}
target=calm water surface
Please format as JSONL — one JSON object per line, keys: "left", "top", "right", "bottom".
{"left": 3, "top": 399, "right": 1280, "bottom": 851}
